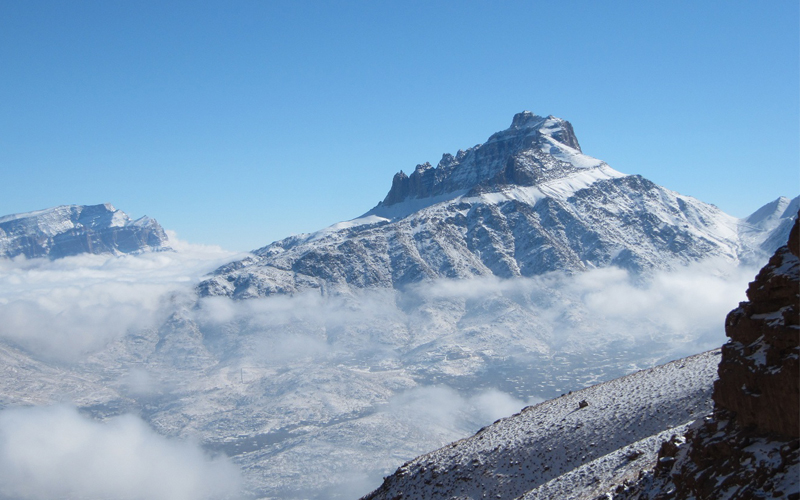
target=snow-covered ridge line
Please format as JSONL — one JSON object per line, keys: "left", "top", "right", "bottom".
{"left": 378, "top": 111, "right": 591, "bottom": 208}
{"left": 0, "top": 203, "right": 170, "bottom": 260}
{"left": 467, "top": 163, "right": 624, "bottom": 205}
{"left": 200, "top": 111, "right": 797, "bottom": 299}
{"left": 0, "top": 203, "right": 119, "bottom": 225}
{"left": 363, "top": 349, "right": 721, "bottom": 500}
{"left": 364, "top": 164, "right": 622, "bottom": 222}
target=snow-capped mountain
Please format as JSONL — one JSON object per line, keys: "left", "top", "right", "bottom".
{"left": 199, "top": 112, "right": 795, "bottom": 299}
{"left": 0, "top": 203, "right": 169, "bottom": 259}
{"left": 740, "top": 195, "right": 800, "bottom": 256}
{"left": 0, "top": 113, "right": 796, "bottom": 500}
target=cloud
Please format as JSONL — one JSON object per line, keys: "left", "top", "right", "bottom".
{"left": 386, "top": 385, "right": 535, "bottom": 437}
{"left": 0, "top": 405, "right": 241, "bottom": 500}
{"left": 402, "top": 259, "right": 755, "bottom": 361}
{"left": 0, "top": 239, "right": 242, "bottom": 361}
{"left": 0, "top": 246, "right": 759, "bottom": 499}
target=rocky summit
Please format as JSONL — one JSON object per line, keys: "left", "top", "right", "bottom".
{"left": 0, "top": 203, "right": 169, "bottom": 259}
{"left": 380, "top": 112, "right": 583, "bottom": 206}
{"left": 199, "top": 112, "right": 795, "bottom": 299}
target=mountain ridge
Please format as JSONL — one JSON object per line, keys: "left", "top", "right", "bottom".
{"left": 198, "top": 113, "right": 797, "bottom": 299}
{"left": 378, "top": 112, "right": 589, "bottom": 208}
{"left": 0, "top": 203, "right": 170, "bottom": 259}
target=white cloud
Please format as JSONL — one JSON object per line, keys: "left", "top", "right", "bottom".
{"left": 0, "top": 241, "right": 243, "bottom": 361}
{"left": 385, "top": 385, "right": 538, "bottom": 442}
{"left": 0, "top": 246, "right": 759, "bottom": 499}
{"left": 0, "top": 405, "right": 241, "bottom": 500}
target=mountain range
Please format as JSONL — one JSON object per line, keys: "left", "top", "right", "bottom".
{"left": 0, "top": 112, "right": 796, "bottom": 500}
{"left": 363, "top": 214, "right": 799, "bottom": 500}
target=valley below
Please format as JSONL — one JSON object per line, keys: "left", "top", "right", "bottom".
{"left": 0, "top": 112, "right": 796, "bottom": 500}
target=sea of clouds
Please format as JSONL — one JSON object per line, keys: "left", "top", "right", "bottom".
{"left": 0, "top": 238, "right": 760, "bottom": 499}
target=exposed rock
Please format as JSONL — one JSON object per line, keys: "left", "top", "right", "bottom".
{"left": 608, "top": 214, "right": 800, "bottom": 499}
{"left": 379, "top": 112, "right": 586, "bottom": 207}
{"left": 0, "top": 203, "right": 169, "bottom": 259}
{"left": 715, "top": 213, "right": 799, "bottom": 437}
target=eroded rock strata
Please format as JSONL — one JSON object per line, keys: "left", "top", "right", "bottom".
{"left": 610, "top": 215, "right": 799, "bottom": 499}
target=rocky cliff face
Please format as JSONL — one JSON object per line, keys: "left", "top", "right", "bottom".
{"left": 609, "top": 214, "right": 799, "bottom": 499}
{"left": 0, "top": 203, "right": 170, "bottom": 259}
{"left": 380, "top": 112, "right": 584, "bottom": 206}
{"left": 715, "top": 213, "right": 799, "bottom": 437}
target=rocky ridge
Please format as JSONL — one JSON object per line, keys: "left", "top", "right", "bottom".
{"left": 380, "top": 112, "right": 583, "bottom": 206}
{"left": 361, "top": 350, "right": 721, "bottom": 500}
{"left": 359, "top": 215, "right": 800, "bottom": 500}
{"left": 606, "top": 214, "right": 800, "bottom": 499}
{"left": 199, "top": 112, "right": 794, "bottom": 299}
{"left": 0, "top": 203, "right": 169, "bottom": 259}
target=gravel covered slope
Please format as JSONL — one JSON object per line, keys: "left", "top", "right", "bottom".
{"left": 363, "top": 350, "right": 720, "bottom": 500}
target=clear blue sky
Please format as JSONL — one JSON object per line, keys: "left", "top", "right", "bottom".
{"left": 1, "top": 1, "right": 798, "bottom": 251}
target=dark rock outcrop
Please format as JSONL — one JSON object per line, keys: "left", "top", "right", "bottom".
{"left": 379, "top": 111, "right": 587, "bottom": 207}
{"left": 715, "top": 215, "right": 799, "bottom": 437}
{"left": 609, "top": 214, "right": 800, "bottom": 499}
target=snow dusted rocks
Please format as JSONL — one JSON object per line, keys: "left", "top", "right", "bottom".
{"left": 199, "top": 112, "right": 795, "bottom": 299}
{"left": 380, "top": 112, "right": 584, "bottom": 206}
{"left": 716, "top": 211, "right": 799, "bottom": 437}
{"left": 362, "top": 214, "right": 799, "bottom": 500}
{"left": 361, "top": 350, "right": 720, "bottom": 500}
{"left": 607, "top": 213, "right": 800, "bottom": 500}
{"left": 0, "top": 203, "right": 169, "bottom": 259}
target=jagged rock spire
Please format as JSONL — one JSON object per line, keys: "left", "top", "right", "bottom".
{"left": 380, "top": 112, "right": 589, "bottom": 207}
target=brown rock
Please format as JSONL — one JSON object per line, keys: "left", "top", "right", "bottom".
{"left": 714, "top": 213, "right": 800, "bottom": 437}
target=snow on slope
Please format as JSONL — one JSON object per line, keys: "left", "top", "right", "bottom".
{"left": 203, "top": 172, "right": 748, "bottom": 299}
{"left": 739, "top": 195, "right": 800, "bottom": 257}
{"left": 0, "top": 203, "right": 169, "bottom": 259}
{"left": 199, "top": 112, "right": 787, "bottom": 300}
{"left": 0, "top": 113, "right": 795, "bottom": 500}
{"left": 363, "top": 350, "right": 720, "bottom": 500}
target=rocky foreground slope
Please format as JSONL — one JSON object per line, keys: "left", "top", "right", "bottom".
{"left": 607, "top": 214, "right": 799, "bottom": 499}
{"left": 0, "top": 203, "right": 169, "bottom": 259}
{"left": 362, "top": 216, "right": 800, "bottom": 500}
{"left": 362, "top": 350, "right": 721, "bottom": 500}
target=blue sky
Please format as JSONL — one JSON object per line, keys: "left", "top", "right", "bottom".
{"left": 1, "top": 1, "right": 798, "bottom": 251}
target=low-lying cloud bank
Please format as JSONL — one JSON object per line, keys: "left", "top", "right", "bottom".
{"left": 0, "top": 405, "right": 241, "bottom": 500}
{"left": 194, "top": 259, "right": 755, "bottom": 371}
{"left": 0, "top": 237, "right": 241, "bottom": 361}
{"left": 0, "top": 247, "right": 760, "bottom": 499}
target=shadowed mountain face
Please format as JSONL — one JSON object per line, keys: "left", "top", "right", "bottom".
{"left": 199, "top": 112, "right": 795, "bottom": 299}
{"left": 0, "top": 203, "right": 169, "bottom": 259}
{"left": 380, "top": 112, "right": 583, "bottom": 206}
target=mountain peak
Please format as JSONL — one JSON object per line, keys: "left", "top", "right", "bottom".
{"left": 0, "top": 203, "right": 170, "bottom": 259}
{"left": 377, "top": 111, "right": 595, "bottom": 208}
{"left": 509, "top": 110, "right": 542, "bottom": 129}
